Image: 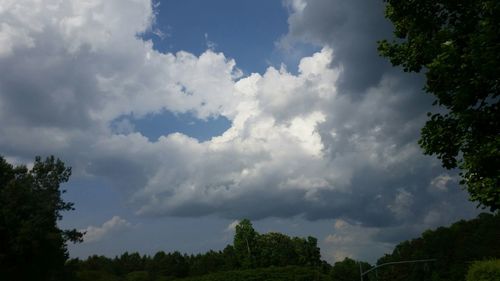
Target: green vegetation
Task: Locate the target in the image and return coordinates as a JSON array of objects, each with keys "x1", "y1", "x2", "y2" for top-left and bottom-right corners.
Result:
[
  {"x1": 173, "y1": 266, "x2": 330, "y2": 281},
  {"x1": 67, "y1": 213, "x2": 500, "y2": 281},
  {"x1": 68, "y1": 219, "x2": 330, "y2": 281},
  {"x1": 374, "y1": 213, "x2": 500, "y2": 281},
  {"x1": 0, "y1": 156, "x2": 83, "y2": 281},
  {"x1": 379, "y1": 0, "x2": 500, "y2": 211},
  {"x1": 331, "y1": 257, "x2": 371, "y2": 281},
  {"x1": 234, "y1": 219, "x2": 322, "y2": 269},
  {"x1": 466, "y1": 260, "x2": 500, "y2": 281}
]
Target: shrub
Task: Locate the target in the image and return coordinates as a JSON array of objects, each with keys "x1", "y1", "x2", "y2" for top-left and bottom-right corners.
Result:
[{"x1": 466, "y1": 260, "x2": 500, "y2": 281}]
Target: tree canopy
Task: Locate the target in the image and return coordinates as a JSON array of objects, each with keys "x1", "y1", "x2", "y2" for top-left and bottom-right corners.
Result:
[
  {"x1": 0, "y1": 156, "x2": 82, "y2": 281},
  {"x1": 331, "y1": 257, "x2": 371, "y2": 281},
  {"x1": 70, "y1": 219, "x2": 330, "y2": 281},
  {"x1": 378, "y1": 0, "x2": 500, "y2": 211},
  {"x1": 65, "y1": 214, "x2": 499, "y2": 281},
  {"x1": 232, "y1": 219, "x2": 322, "y2": 269},
  {"x1": 233, "y1": 219, "x2": 258, "y2": 268},
  {"x1": 375, "y1": 213, "x2": 500, "y2": 281}
]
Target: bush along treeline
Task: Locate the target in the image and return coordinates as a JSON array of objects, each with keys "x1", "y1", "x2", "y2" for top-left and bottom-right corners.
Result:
[{"x1": 69, "y1": 219, "x2": 333, "y2": 281}]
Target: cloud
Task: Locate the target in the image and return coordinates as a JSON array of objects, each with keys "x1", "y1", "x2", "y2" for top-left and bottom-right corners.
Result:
[
  {"x1": 0, "y1": 0, "x2": 478, "y2": 238},
  {"x1": 388, "y1": 189, "x2": 414, "y2": 219},
  {"x1": 82, "y1": 216, "x2": 131, "y2": 243},
  {"x1": 430, "y1": 174, "x2": 456, "y2": 192},
  {"x1": 280, "y1": 0, "x2": 408, "y2": 95},
  {"x1": 225, "y1": 220, "x2": 240, "y2": 233},
  {"x1": 323, "y1": 219, "x2": 392, "y2": 262}
]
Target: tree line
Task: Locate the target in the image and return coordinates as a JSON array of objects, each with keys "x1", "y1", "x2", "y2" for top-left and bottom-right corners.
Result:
[
  {"x1": 68, "y1": 213, "x2": 500, "y2": 281},
  {"x1": 373, "y1": 213, "x2": 500, "y2": 281},
  {"x1": 67, "y1": 219, "x2": 331, "y2": 281}
]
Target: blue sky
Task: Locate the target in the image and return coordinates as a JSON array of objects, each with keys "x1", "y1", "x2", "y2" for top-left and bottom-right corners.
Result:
[
  {"x1": 0, "y1": 0, "x2": 480, "y2": 263},
  {"x1": 131, "y1": 0, "x2": 308, "y2": 143},
  {"x1": 146, "y1": 0, "x2": 290, "y2": 73}
]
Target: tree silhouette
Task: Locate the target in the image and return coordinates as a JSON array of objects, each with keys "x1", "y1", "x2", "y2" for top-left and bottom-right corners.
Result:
[{"x1": 0, "y1": 156, "x2": 82, "y2": 281}]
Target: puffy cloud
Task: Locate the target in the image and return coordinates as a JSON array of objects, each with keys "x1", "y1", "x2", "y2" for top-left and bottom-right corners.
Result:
[
  {"x1": 0, "y1": 0, "x2": 238, "y2": 166},
  {"x1": 82, "y1": 216, "x2": 131, "y2": 243},
  {"x1": 0, "y1": 0, "x2": 478, "y2": 239}
]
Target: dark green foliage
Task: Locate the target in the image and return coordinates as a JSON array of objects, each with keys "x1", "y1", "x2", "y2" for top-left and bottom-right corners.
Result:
[
  {"x1": 76, "y1": 270, "x2": 121, "y2": 281},
  {"x1": 76, "y1": 255, "x2": 117, "y2": 273},
  {"x1": 0, "y1": 156, "x2": 82, "y2": 281},
  {"x1": 256, "y1": 232, "x2": 298, "y2": 267},
  {"x1": 234, "y1": 219, "x2": 259, "y2": 268},
  {"x1": 375, "y1": 213, "x2": 500, "y2": 281},
  {"x1": 221, "y1": 245, "x2": 240, "y2": 269},
  {"x1": 174, "y1": 266, "x2": 331, "y2": 281},
  {"x1": 71, "y1": 253, "x2": 328, "y2": 281},
  {"x1": 70, "y1": 219, "x2": 326, "y2": 280},
  {"x1": 159, "y1": 251, "x2": 189, "y2": 277},
  {"x1": 331, "y1": 258, "x2": 371, "y2": 281},
  {"x1": 233, "y1": 219, "x2": 322, "y2": 269},
  {"x1": 466, "y1": 260, "x2": 500, "y2": 281},
  {"x1": 189, "y1": 250, "x2": 228, "y2": 276},
  {"x1": 378, "y1": 0, "x2": 500, "y2": 211},
  {"x1": 293, "y1": 236, "x2": 322, "y2": 267},
  {"x1": 147, "y1": 251, "x2": 189, "y2": 278},
  {"x1": 116, "y1": 252, "x2": 147, "y2": 275},
  {"x1": 125, "y1": 271, "x2": 151, "y2": 281}
]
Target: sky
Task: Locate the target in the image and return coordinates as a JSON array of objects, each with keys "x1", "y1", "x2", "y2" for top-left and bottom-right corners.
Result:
[{"x1": 0, "y1": 0, "x2": 481, "y2": 263}]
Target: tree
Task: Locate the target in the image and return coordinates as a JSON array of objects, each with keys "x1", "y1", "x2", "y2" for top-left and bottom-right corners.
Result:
[
  {"x1": 233, "y1": 219, "x2": 258, "y2": 268},
  {"x1": 378, "y1": 0, "x2": 500, "y2": 211},
  {"x1": 376, "y1": 213, "x2": 500, "y2": 281},
  {"x1": 331, "y1": 257, "x2": 371, "y2": 281},
  {"x1": 221, "y1": 245, "x2": 239, "y2": 270},
  {"x1": 293, "y1": 236, "x2": 321, "y2": 267},
  {"x1": 256, "y1": 232, "x2": 297, "y2": 267},
  {"x1": 0, "y1": 156, "x2": 83, "y2": 281}
]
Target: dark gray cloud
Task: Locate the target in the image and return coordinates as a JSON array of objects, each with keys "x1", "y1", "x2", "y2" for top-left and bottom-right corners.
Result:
[
  {"x1": 0, "y1": 0, "x2": 479, "y2": 246},
  {"x1": 0, "y1": 0, "x2": 484, "y2": 264},
  {"x1": 282, "y1": 0, "x2": 424, "y2": 96},
  {"x1": 277, "y1": 0, "x2": 480, "y2": 260}
]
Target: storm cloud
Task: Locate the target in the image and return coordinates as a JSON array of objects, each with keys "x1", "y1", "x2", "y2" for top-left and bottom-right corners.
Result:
[{"x1": 0, "y1": 0, "x2": 479, "y2": 261}]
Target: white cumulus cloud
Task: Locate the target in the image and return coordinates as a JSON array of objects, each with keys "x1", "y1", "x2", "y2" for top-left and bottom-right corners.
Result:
[
  {"x1": 82, "y1": 216, "x2": 132, "y2": 243},
  {"x1": 0, "y1": 0, "x2": 478, "y2": 233}
]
